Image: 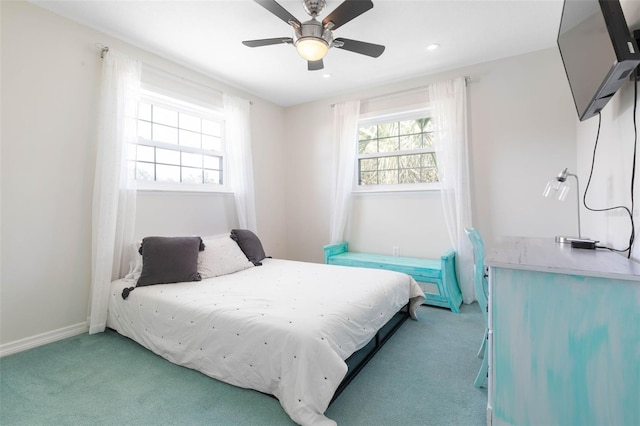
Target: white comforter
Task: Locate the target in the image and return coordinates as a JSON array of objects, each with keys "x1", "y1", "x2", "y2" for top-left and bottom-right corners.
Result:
[{"x1": 107, "y1": 259, "x2": 425, "y2": 425}]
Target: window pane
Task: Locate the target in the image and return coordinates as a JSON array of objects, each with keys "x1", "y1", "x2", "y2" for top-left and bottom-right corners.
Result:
[
  {"x1": 138, "y1": 102, "x2": 152, "y2": 121},
  {"x1": 136, "y1": 161, "x2": 154, "y2": 181},
  {"x1": 379, "y1": 170, "x2": 398, "y2": 184},
  {"x1": 358, "y1": 125, "x2": 377, "y2": 140},
  {"x1": 399, "y1": 119, "x2": 421, "y2": 135},
  {"x1": 399, "y1": 154, "x2": 420, "y2": 169},
  {"x1": 400, "y1": 168, "x2": 421, "y2": 184},
  {"x1": 360, "y1": 171, "x2": 377, "y2": 185},
  {"x1": 202, "y1": 119, "x2": 221, "y2": 136},
  {"x1": 156, "y1": 148, "x2": 180, "y2": 165},
  {"x1": 153, "y1": 123, "x2": 178, "y2": 144},
  {"x1": 156, "y1": 164, "x2": 180, "y2": 182},
  {"x1": 421, "y1": 168, "x2": 439, "y2": 183},
  {"x1": 179, "y1": 129, "x2": 201, "y2": 148},
  {"x1": 182, "y1": 167, "x2": 203, "y2": 184},
  {"x1": 378, "y1": 137, "x2": 399, "y2": 153},
  {"x1": 182, "y1": 152, "x2": 202, "y2": 168},
  {"x1": 133, "y1": 94, "x2": 225, "y2": 189},
  {"x1": 422, "y1": 153, "x2": 437, "y2": 167},
  {"x1": 423, "y1": 131, "x2": 434, "y2": 148},
  {"x1": 359, "y1": 158, "x2": 377, "y2": 171},
  {"x1": 137, "y1": 145, "x2": 154, "y2": 162},
  {"x1": 377, "y1": 122, "x2": 399, "y2": 138},
  {"x1": 179, "y1": 113, "x2": 201, "y2": 132},
  {"x1": 358, "y1": 139, "x2": 377, "y2": 154},
  {"x1": 203, "y1": 155, "x2": 221, "y2": 170},
  {"x1": 378, "y1": 156, "x2": 398, "y2": 171},
  {"x1": 127, "y1": 161, "x2": 136, "y2": 181},
  {"x1": 137, "y1": 120, "x2": 151, "y2": 139},
  {"x1": 356, "y1": 115, "x2": 433, "y2": 188},
  {"x1": 153, "y1": 105, "x2": 178, "y2": 126},
  {"x1": 400, "y1": 134, "x2": 422, "y2": 151},
  {"x1": 204, "y1": 169, "x2": 222, "y2": 184},
  {"x1": 202, "y1": 135, "x2": 222, "y2": 151}
]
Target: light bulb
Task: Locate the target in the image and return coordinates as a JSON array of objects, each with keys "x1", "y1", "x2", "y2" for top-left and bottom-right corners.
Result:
[{"x1": 296, "y1": 38, "x2": 329, "y2": 61}]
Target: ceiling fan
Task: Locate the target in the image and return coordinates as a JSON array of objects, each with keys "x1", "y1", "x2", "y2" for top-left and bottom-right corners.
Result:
[{"x1": 242, "y1": 0, "x2": 385, "y2": 71}]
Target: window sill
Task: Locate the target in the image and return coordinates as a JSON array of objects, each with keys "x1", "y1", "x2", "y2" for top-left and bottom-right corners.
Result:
[
  {"x1": 134, "y1": 182, "x2": 232, "y2": 194},
  {"x1": 352, "y1": 183, "x2": 440, "y2": 194}
]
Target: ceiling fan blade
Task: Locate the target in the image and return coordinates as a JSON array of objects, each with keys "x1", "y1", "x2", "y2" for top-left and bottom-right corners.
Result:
[
  {"x1": 334, "y1": 38, "x2": 385, "y2": 58},
  {"x1": 255, "y1": 0, "x2": 301, "y2": 27},
  {"x1": 322, "y1": 0, "x2": 373, "y2": 30},
  {"x1": 308, "y1": 59, "x2": 324, "y2": 71},
  {"x1": 242, "y1": 37, "x2": 293, "y2": 47}
]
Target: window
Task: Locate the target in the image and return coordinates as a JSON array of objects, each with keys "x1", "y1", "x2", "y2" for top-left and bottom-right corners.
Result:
[
  {"x1": 131, "y1": 89, "x2": 226, "y2": 191},
  {"x1": 356, "y1": 112, "x2": 439, "y2": 191}
]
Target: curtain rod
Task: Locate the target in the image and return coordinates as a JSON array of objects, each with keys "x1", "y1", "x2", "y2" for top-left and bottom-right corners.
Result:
[
  {"x1": 330, "y1": 75, "x2": 471, "y2": 107},
  {"x1": 95, "y1": 43, "x2": 253, "y2": 105}
]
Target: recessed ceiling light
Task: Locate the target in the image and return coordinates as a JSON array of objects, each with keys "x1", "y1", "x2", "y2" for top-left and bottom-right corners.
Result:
[
  {"x1": 322, "y1": 73, "x2": 332, "y2": 78},
  {"x1": 426, "y1": 43, "x2": 440, "y2": 51}
]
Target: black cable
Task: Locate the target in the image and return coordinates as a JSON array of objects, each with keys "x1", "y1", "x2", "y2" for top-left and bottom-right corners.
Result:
[
  {"x1": 582, "y1": 89, "x2": 636, "y2": 256},
  {"x1": 630, "y1": 76, "x2": 638, "y2": 257}
]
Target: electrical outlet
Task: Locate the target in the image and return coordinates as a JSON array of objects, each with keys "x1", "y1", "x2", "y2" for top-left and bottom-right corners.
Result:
[{"x1": 392, "y1": 246, "x2": 399, "y2": 256}]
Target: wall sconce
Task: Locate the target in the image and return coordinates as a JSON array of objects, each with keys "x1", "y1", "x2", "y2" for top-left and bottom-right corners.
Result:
[{"x1": 543, "y1": 168, "x2": 582, "y2": 243}]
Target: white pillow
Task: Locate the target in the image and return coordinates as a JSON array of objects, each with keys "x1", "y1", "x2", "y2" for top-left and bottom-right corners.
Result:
[
  {"x1": 199, "y1": 235, "x2": 254, "y2": 279},
  {"x1": 124, "y1": 240, "x2": 143, "y2": 281}
]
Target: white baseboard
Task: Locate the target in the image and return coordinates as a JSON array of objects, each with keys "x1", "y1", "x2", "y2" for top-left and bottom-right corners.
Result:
[{"x1": 0, "y1": 322, "x2": 89, "y2": 358}]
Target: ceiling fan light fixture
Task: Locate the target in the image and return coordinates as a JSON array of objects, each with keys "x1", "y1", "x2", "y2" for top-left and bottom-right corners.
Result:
[
  {"x1": 295, "y1": 37, "x2": 329, "y2": 61},
  {"x1": 243, "y1": 0, "x2": 383, "y2": 69}
]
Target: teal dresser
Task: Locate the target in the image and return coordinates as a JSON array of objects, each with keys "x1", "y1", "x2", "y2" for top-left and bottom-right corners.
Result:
[
  {"x1": 323, "y1": 242, "x2": 462, "y2": 313},
  {"x1": 486, "y1": 237, "x2": 640, "y2": 426}
]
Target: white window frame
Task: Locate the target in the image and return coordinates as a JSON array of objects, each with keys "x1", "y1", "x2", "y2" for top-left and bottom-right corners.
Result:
[
  {"x1": 354, "y1": 107, "x2": 440, "y2": 193},
  {"x1": 131, "y1": 88, "x2": 230, "y2": 193}
]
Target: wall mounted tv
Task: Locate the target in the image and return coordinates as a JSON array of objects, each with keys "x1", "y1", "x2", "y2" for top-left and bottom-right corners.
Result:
[{"x1": 558, "y1": 0, "x2": 640, "y2": 121}]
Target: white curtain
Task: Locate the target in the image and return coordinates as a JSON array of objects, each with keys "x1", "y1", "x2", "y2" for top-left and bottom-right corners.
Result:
[
  {"x1": 329, "y1": 100, "x2": 361, "y2": 244},
  {"x1": 89, "y1": 50, "x2": 141, "y2": 334},
  {"x1": 224, "y1": 94, "x2": 257, "y2": 232},
  {"x1": 428, "y1": 77, "x2": 475, "y2": 303}
]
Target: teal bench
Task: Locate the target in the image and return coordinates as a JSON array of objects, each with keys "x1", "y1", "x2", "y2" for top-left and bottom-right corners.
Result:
[{"x1": 323, "y1": 242, "x2": 463, "y2": 313}]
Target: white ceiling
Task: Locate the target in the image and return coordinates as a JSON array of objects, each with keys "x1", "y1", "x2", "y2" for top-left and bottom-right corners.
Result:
[{"x1": 31, "y1": 0, "x2": 565, "y2": 107}]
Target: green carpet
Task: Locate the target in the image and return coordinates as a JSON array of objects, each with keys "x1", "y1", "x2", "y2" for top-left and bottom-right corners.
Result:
[{"x1": 0, "y1": 304, "x2": 487, "y2": 425}]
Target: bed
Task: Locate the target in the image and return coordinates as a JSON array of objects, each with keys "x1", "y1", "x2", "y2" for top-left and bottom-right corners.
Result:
[{"x1": 106, "y1": 233, "x2": 425, "y2": 426}]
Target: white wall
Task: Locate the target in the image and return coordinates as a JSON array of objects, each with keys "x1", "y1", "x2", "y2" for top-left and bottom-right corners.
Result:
[
  {"x1": 283, "y1": 48, "x2": 577, "y2": 264},
  {"x1": 0, "y1": 1, "x2": 287, "y2": 349},
  {"x1": 569, "y1": 0, "x2": 640, "y2": 261},
  {"x1": 1, "y1": 0, "x2": 584, "y2": 351},
  {"x1": 576, "y1": 92, "x2": 639, "y2": 258},
  {"x1": 2, "y1": 2, "x2": 100, "y2": 347},
  {"x1": 574, "y1": 51, "x2": 640, "y2": 257}
]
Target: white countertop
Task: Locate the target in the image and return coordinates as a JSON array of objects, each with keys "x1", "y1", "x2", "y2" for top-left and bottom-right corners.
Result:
[{"x1": 486, "y1": 237, "x2": 640, "y2": 281}]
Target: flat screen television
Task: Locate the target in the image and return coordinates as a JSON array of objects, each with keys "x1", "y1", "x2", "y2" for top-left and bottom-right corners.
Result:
[{"x1": 557, "y1": 0, "x2": 640, "y2": 121}]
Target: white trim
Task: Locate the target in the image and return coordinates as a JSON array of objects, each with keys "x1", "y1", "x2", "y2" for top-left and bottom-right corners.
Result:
[
  {"x1": 358, "y1": 147, "x2": 436, "y2": 159},
  {"x1": 141, "y1": 86, "x2": 224, "y2": 116},
  {"x1": 359, "y1": 105, "x2": 430, "y2": 123},
  {"x1": 0, "y1": 322, "x2": 89, "y2": 358},
  {"x1": 352, "y1": 182, "x2": 440, "y2": 193},
  {"x1": 135, "y1": 181, "x2": 232, "y2": 193}
]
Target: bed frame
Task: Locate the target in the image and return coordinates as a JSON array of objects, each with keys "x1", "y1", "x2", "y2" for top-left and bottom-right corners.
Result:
[
  {"x1": 262, "y1": 304, "x2": 410, "y2": 404},
  {"x1": 331, "y1": 304, "x2": 410, "y2": 403}
]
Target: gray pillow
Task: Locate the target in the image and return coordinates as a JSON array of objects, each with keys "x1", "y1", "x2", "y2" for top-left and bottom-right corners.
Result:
[
  {"x1": 230, "y1": 229, "x2": 267, "y2": 266},
  {"x1": 137, "y1": 236, "x2": 205, "y2": 287}
]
